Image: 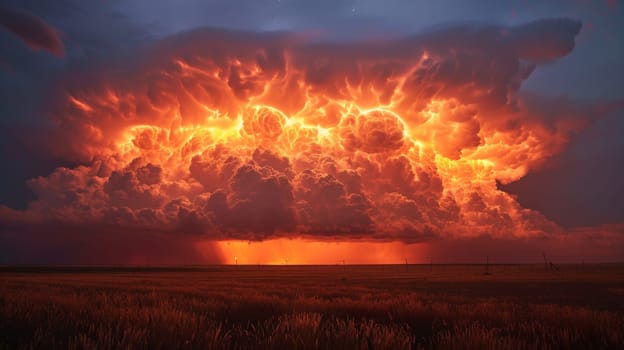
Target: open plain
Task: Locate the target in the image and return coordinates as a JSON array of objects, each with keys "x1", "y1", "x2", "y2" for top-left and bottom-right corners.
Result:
[{"x1": 1, "y1": 264, "x2": 623, "y2": 349}]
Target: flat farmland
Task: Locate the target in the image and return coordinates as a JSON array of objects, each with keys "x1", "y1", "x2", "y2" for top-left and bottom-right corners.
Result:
[{"x1": 1, "y1": 264, "x2": 623, "y2": 349}]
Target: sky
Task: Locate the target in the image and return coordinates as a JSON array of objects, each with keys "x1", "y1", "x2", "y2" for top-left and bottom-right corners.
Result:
[{"x1": 0, "y1": 0, "x2": 622, "y2": 264}]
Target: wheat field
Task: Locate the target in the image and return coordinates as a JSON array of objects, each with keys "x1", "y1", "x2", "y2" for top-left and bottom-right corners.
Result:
[{"x1": 1, "y1": 264, "x2": 623, "y2": 349}]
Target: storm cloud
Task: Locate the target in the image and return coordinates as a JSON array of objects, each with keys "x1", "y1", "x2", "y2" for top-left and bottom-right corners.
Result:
[
  {"x1": 0, "y1": 5, "x2": 64, "y2": 56},
  {"x1": 1, "y1": 1, "x2": 622, "y2": 263}
]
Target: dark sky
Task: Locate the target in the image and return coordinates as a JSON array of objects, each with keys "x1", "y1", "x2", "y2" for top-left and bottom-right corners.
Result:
[{"x1": 0, "y1": 0, "x2": 622, "y2": 263}]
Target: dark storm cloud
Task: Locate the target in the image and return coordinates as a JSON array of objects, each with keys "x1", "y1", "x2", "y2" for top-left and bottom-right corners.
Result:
[
  {"x1": 116, "y1": 0, "x2": 358, "y2": 34},
  {"x1": 0, "y1": 5, "x2": 64, "y2": 56},
  {"x1": 506, "y1": 18, "x2": 582, "y2": 61},
  {"x1": 0, "y1": 223, "x2": 222, "y2": 264},
  {"x1": 502, "y1": 102, "x2": 624, "y2": 228},
  {"x1": 0, "y1": 0, "x2": 148, "y2": 210},
  {"x1": 425, "y1": 224, "x2": 624, "y2": 263}
]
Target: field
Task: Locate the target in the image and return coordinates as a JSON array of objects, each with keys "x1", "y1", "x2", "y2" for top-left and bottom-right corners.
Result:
[{"x1": 1, "y1": 264, "x2": 623, "y2": 349}]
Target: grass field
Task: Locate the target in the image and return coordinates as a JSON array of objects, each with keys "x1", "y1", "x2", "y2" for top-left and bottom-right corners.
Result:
[{"x1": 1, "y1": 264, "x2": 623, "y2": 349}]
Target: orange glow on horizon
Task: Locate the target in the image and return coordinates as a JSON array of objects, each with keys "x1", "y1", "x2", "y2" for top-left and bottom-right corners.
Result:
[{"x1": 208, "y1": 239, "x2": 427, "y2": 265}]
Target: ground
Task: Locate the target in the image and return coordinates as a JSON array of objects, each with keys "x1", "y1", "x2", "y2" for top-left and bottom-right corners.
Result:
[{"x1": 1, "y1": 264, "x2": 623, "y2": 349}]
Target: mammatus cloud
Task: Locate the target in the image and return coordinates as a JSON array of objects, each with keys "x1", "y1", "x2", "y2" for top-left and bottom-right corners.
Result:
[
  {"x1": 0, "y1": 5, "x2": 64, "y2": 57},
  {"x1": 1, "y1": 17, "x2": 622, "y2": 263}
]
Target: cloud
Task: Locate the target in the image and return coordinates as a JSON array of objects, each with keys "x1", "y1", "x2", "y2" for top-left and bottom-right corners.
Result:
[
  {"x1": 3, "y1": 17, "x2": 620, "y2": 262},
  {"x1": 0, "y1": 5, "x2": 64, "y2": 57},
  {"x1": 339, "y1": 110, "x2": 405, "y2": 154},
  {"x1": 294, "y1": 170, "x2": 374, "y2": 236},
  {"x1": 219, "y1": 161, "x2": 297, "y2": 238},
  {"x1": 505, "y1": 18, "x2": 582, "y2": 62},
  {"x1": 0, "y1": 222, "x2": 222, "y2": 265},
  {"x1": 424, "y1": 223, "x2": 624, "y2": 263},
  {"x1": 501, "y1": 97, "x2": 624, "y2": 228}
]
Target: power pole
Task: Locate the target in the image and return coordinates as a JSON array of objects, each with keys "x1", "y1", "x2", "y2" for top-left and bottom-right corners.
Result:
[
  {"x1": 430, "y1": 256, "x2": 433, "y2": 272},
  {"x1": 484, "y1": 255, "x2": 492, "y2": 275}
]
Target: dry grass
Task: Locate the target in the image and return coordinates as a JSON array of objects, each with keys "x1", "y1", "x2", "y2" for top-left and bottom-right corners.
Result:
[{"x1": 0, "y1": 264, "x2": 623, "y2": 349}]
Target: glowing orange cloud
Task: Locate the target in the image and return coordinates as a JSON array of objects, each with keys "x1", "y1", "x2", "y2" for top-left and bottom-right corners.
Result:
[{"x1": 4, "y1": 18, "x2": 617, "y2": 264}]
